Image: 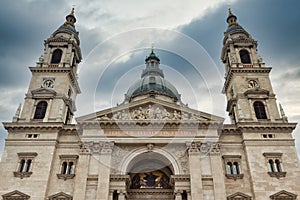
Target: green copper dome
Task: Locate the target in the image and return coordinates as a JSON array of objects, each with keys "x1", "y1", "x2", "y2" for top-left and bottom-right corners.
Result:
[{"x1": 125, "y1": 50, "x2": 181, "y2": 103}]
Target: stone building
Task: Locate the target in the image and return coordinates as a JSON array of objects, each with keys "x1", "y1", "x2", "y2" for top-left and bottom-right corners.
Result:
[{"x1": 0, "y1": 8, "x2": 299, "y2": 200}]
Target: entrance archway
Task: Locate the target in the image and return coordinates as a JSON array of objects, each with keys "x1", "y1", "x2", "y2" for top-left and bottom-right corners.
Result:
[{"x1": 125, "y1": 152, "x2": 176, "y2": 200}]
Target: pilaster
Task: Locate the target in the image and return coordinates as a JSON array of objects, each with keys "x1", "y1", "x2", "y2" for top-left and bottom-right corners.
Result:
[
  {"x1": 209, "y1": 143, "x2": 226, "y2": 200},
  {"x1": 73, "y1": 145, "x2": 91, "y2": 200},
  {"x1": 96, "y1": 142, "x2": 114, "y2": 200},
  {"x1": 187, "y1": 142, "x2": 203, "y2": 200}
]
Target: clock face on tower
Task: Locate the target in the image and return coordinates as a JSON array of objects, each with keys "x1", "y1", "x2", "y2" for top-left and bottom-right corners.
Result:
[
  {"x1": 248, "y1": 80, "x2": 259, "y2": 89},
  {"x1": 42, "y1": 79, "x2": 54, "y2": 88}
]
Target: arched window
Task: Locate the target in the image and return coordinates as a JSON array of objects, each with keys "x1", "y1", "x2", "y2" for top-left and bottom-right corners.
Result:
[
  {"x1": 51, "y1": 49, "x2": 63, "y2": 64},
  {"x1": 233, "y1": 162, "x2": 239, "y2": 174},
  {"x1": 68, "y1": 162, "x2": 74, "y2": 174},
  {"x1": 227, "y1": 162, "x2": 233, "y2": 174},
  {"x1": 269, "y1": 159, "x2": 275, "y2": 172},
  {"x1": 19, "y1": 159, "x2": 25, "y2": 172},
  {"x1": 254, "y1": 101, "x2": 267, "y2": 119},
  {"x1": 25, "y1": 159, "x2": 32, "y2": 172},
  {"x1": 34, "y1": 101, "x2": 47, "y2": 119},
  {"x1": 275, "y1": 159, "x2": 281, "y2": 172},
  {"x1": 239, "y1": 49, "x2": 251, "y2": 64},
  {"x1": 61, "y1": 162, "x2": 68, "y2": 174}
]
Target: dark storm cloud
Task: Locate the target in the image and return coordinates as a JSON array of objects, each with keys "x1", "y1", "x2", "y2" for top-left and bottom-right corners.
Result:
[{"x1": 0, "y1": 0, "x2": 300, "y2": 157}]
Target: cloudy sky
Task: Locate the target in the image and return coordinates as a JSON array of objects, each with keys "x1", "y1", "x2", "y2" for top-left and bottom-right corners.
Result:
[{"x1": 0, "y1": 0, "x2": 300, "y2": 158}]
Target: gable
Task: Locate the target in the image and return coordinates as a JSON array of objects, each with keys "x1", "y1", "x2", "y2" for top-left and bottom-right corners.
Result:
[
  {"x1": 76, "y1": 98, "x2": 224, "y2": 123},
  {"x1": 48, "y1": 192, "x2": 73, "y2": 200},
  {"x1": 227, "y1": 192, "x2": 252, "y2": 200},
  {"x1": 2, "y1": 190, "x2": 30, "y2": 200},
  {"x1": 270, "y1": 190, "x2": 297, "y2": 200},
  {"x1": 31, "y1": 88, "x2": 57, "y2": 98}
]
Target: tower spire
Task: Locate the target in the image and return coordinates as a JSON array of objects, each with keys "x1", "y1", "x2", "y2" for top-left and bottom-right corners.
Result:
[
  {"x1": 227, "y1": 8, "x2": 238, "y2": 27},
  {"x1": 64, "y1": 7, "x2": 77, "y2": 27}
]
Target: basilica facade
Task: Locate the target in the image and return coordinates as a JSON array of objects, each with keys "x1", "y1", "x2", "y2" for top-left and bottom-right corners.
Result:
[{"x1": 0, "y1": 8, "x2": 299, "y2": 200}]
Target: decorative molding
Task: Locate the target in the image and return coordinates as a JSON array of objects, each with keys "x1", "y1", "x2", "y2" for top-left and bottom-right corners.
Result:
[
  {"x1": 227, "y1": 192, "x2": 252, "y2": 200},
  {"x1": 270, "y1": 190, "x2": 297, "y2": 200},
  {"x1": 268, "y1": 172, "x2": 286, "y2": 179},
  {"x1": 2, "y1": 190, "x2": 30, "y2": 200},
  {"x1": 97, "y1": 105, "x2": 206, "y2": 121},
  {"x1": 222, "y1": 155, "x2": 241, "y2": 159},
  {"x1": 170, "y1": 174, "x2": 190, "y2": 185},
  {"x1": 127, "y1": 189, "x2": 173, "y2": 195},
  {"x1": 263, "y1": 152, "x2": 283, "y2": 157},
  {"x1": 225, "y1": 173, "x2": 244, "y2": 181},
  {"x1": 56, "y1": 173, "x2": 75, "y2": 180},
  {"x1": 13, "y1": 171, "x2": 32, "y2": 179},
  {"x1": 59, "y1": 155, "x2": 79, "y2": 159},
  {"x1": 186, "y1": 142, "x2": 220, "y2": 155},
  {"x1": 17, "y1": 152, "x2": 38, "y2": 157},
  {"x1": 48, "y1": 192, "x2": 73, "y2": 200},
  {"x1": 80, "y1": 141, "x2": 114, "y2": 155}
]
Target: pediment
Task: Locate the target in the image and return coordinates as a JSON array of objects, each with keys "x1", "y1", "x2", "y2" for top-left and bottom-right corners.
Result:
[
  {"x1": 31, "y1": 88, "x2": 57, "y2": 98},
  {"x1": 270, "y1": 190, "x2": 297, "y2": 199},
  {"x1": 227, "y1": 192, "x2": 252, "y2": 200},
  {"x1": 48, "y1": 192, "x2": 73, "y2": 200},
  {"x1": 76, "y1": 98, "x2": 224, "y2": 124},
  {"x1": 244, "y1": 88, "x2": 269, "y2": 97},
  {"x1": 2, "y1": 190, "x2": 30, "y2": 199}
]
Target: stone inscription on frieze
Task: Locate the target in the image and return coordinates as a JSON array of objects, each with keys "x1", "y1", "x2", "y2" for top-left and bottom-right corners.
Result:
[{"x1": 104, "y1": 130, "x2": 197, "y2": 136}]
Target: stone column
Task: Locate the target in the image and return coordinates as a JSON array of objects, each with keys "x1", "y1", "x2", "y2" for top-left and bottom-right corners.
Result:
[
  {"x1": 73, "y1": 146, "x2": 91, "y2": 200},
  {"x1": 108, "y1": 190, "x2": 113, "y2": 200},
  {"x1": 96, "y1": 142, "x2": 114, "y2": 200},
  {"x1": 43, "y1": 99, "x2": 52, "y2": 122},
  {"x1": 187, "y1": 142, "x2": 203, "y2": 200},
  {"x1": 209, "y1": 143, "x2": 226, "y2": 200},
  {"x1": 174, "y1": 190, "x2": 182, "y2": 200},
  {"x1": 118, "y1": 190, "x2": 126, "y2": 200},
  {"x1": 187, "y1": 190, "x2": 192, "y2": 200}
]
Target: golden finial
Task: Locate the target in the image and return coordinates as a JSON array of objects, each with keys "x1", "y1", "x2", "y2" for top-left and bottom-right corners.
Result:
[
  {"x1": 71, "y1": 5, "x2": 75, "y2": 15},
  {"x1": 228, "y1": 8, "x2": 232, "y2": 16},
  {"x1": 151, "y1": 43, "x2": 154, "y2": 53}
]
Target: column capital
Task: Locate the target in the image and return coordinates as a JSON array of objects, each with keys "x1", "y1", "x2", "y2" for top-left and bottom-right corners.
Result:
[
  {"x1": 80, "y1": 141, "x2": 114, "y2": 155},
  {"x1": 209, "y1": 143, "x2": 221, "y2": 156},
  {"x1": 186, "y1": 142, "x2": 200, "y2": 154},
  {"x1": 174, "y1": 189, "x2": 183, "y2": 195}
]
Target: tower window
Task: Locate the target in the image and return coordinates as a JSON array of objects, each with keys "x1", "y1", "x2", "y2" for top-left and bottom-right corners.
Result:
[
  {"x1": 57, "y1": 155, "x2": 78, "y2": 180},
  {"x1": 253, "y1": 101, "x2": 267, "y2": 119},
  {"x1": 263, "y1": 152, "x2": 286, "y2": 178},
  {"x1": 34, "y1": 101, "x2": 48, "y2": 119},
  {"x1": 239, "y1": 49, "x2": 251, "y2": 64},
  {"x1": 51, "y1": 49, "x2": 63, "y2": 64},
  {"x1": 223, "y1": 155, "x2": 244, "y2": 180},
  {"x1": 14, "y1": 152, "x2": 38, "y2": 178}
]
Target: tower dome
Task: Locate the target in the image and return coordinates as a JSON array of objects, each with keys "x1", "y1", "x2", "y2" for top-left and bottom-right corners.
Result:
[
  {"x1": 125, "y1": 49, "x2": 181, "y2": 103},
  {"x1": 52, "y1": 8, "x2": 80, "y2": 45}
]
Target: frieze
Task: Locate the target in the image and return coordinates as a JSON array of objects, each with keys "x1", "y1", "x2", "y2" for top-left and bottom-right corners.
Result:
[
  {"x1": 80, "y1": 141, "x2": 114, "y2": 155},
  {"x1": 104, "y1": 130, "x2": 197, "y2": 137},
  {"x1": 97, "y1": 105, "x2": 206, "y2": 121},
  {"x1": 186, "y1": 142, "x2": 220, "y2": 155}
]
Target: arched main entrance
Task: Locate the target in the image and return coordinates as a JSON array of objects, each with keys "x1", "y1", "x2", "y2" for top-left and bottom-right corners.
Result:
[{"x1": 126, "y1": 152, "x2": 175, "y2": 200}]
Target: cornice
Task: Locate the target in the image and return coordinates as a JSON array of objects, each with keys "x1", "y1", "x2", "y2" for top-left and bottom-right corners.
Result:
[
  {"x1": 222, "y1": 67, "x2": 272, "y2": 93},
  {"x1": 76, "y1": 120, "x2": 223, "y2": 130},
  {"x1": 236, "y1": 122, "x2": 297, "y2": 133},
  {"x1": 2, "y1": 122, "x2": 78, "y2": 133},
  {"x1": 3, "y1": 122, "x2": 64, "y2": 132}
]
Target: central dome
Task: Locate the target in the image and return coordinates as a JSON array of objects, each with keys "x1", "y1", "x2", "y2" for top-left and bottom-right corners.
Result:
[{"x1": 125, "y1": 50, "x2": 181, "y2": 103}]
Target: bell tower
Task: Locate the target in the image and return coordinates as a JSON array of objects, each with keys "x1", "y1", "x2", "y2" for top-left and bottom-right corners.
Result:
[
  {"x1": 17, "y1": 8, "x2": 82, "y2": 124},
  {"x1": 221, "y1": 9, "x2": 284, "y2": 124}
]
